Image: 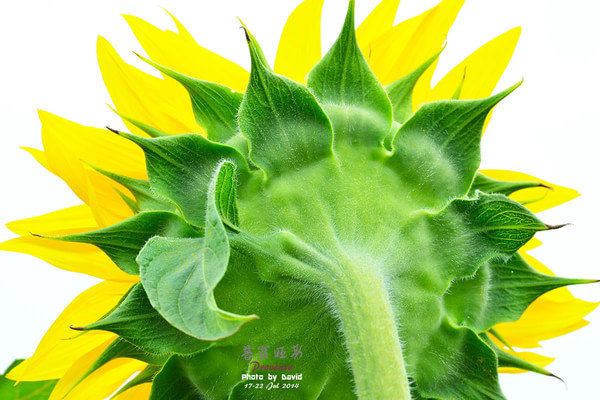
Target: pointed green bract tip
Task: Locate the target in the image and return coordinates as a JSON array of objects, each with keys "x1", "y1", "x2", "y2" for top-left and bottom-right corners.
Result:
[
  {"x1": 439, "y1": 79, "x2": 522, "y2": 114},
  {"x1": 69, "y1": 325, "x2": 86, "y2": 332},
  {"x1": 545, "y1": 222, "x2": 571, "y2": 230},
  {"x1": 239, "y1": 20, "x2": 270, "y2": 72},
  {"x1": 487, "y1": 332, "x2": 564, "y2": 381},
  {"x1": 471, "y1": 173, "x2": 546, "y2": 196},
  {"x1": 493, "y1": 79, "x2": 523, "y2": 103},
  {"x1": 106, "y1": 126, "x2": 150, "y2": 149},
  {"x1": 346, "y1": 0, "x2": 356, "y2": 26},
  {"x1": 337, "y1": 0, "x2": 358, "y2": 47},
  {"x1": 307, "y1": 0, "x2": 393, "y2": 145},
  {"x1": 134, "y1": 52, "x2": 188, "y2": 86},
  {"x1": 573, "y1": 278, "x2": 600, "y2": 285},
  {"x1": 497, "y1": 347, "x2": 557, "y2": 378},
  {"x1": 133, "y1": 52, "x2": 169, "y2": 77},
  {"x1": 109, "y1": 106, "x2": 169, "y2": 138},
  {"x1": 452, "y1": 67, "x2": 467, "y2": 99}
]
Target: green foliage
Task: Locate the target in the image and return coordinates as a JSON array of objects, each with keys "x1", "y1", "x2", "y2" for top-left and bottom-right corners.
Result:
[
  {"x1": 92, "y1": 165, "x2": 176, "y2": 213},
  {"x1": 238, "y1": 26, "x2": 334, "y2": 176},
  {"x1": 388, "y1": 84, "x2": 520, "y2": 210},
  {"x1": 445, "y1": 253, "x2": 595, "y2": 331},
  {"x1": 484, "y1": 336, "x2": 555, "y2": 377},
  {"x1": 308, "y1": 0, "x2": 392, "y2": 145},
  {"x1": 213, "y1": 161, "x2": 240, "y2": 229},
  {"x1": 117, "y1": 132, "x2": 248, "y2": 227},
  {"x1": 86, "y1": 338, "x2": 167, "y2": 376},
  {"x1": 141, "y1": 55, "x2": 244, "y2": 143},
  {"x1": 386, "y1": 51, "x2": 440, "y2": 124},
  {"x1": 60, "y1": 211, "x2": 199, "y2": 274},
  {"x1": 411, "y1": 323, "x2": 504, "y2": 399},
  {"x1": 69, "y1": 2, "x2": 594, "y2": 399},
  {"x1": 109, "y1": 111, "x2": 169, "y2": 138},
  {"x1": 471, "y1": 172, "x2": 545, "y2": 195},
  {"x1": 82, "y1": 284, "x2": 209, "y2": 355},
  {"x1": 139, "y1": 162, "x2": 256, "y2": 341},
  {"x1": 150, "y1": 356, "x2": 203, "y2": 400},
  {"x1": 444, "y1": 193, "x2": 547, "y2": 255}
]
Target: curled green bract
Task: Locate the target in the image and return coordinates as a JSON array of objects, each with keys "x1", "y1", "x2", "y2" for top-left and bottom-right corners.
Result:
[{"x1": 59, "y1": 2, "x2": 593, "y2": 399}]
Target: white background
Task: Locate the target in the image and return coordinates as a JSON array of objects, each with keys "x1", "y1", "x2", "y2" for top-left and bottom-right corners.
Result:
[{"x1": 0, "y1": 0, "x2": 598, "y2": 399}]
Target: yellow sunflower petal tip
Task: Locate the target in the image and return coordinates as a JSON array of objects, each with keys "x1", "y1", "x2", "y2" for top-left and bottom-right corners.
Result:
[
  {"x1": 274, "y1": 0, "x2": 324, "y2": 83},
  {"x1": 357, "y1": 0, "x2": 401, "y2": 51}
]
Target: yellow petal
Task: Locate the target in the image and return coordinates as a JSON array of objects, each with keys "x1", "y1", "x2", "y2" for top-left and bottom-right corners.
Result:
[
  {"x1": 274, "y1": 0, "x2": 324, "y2": 83},
  {"x1": 49, "y1": 344, "x2": 146, "y2": 400},
  {"x1": 19, "y1": 148, "x2": 129, "y2": 225},
  {"x1": 97, "y1": 36, "x2": 201, "y2": 136},
  {"x1": 428, "y1": 27, "x2": 521, "y2": 101},
  {"x1": 480, "y1": 169, "x2": 579, "y2": 212},
  {"x1": 381, "y1": 0, "x2": 464, "y2": 83},
  {"x1": 0, "y1": 236, "x2": 134, "y2": 281},
  {"x1": 123, "y1": 12, "x2": 248, "y2": 92},
  {"x1": 408, "y1": 0, "x2": 465, "y2": 107},
  {"x1": 21, "y1": 146, "x2": 51, "y2": 170},
  {"x1": 366, "y1": 0, "x2": 464, "y2": 105},
  {"x1": 6, "y1": 205, "x2": 98, "y2": 236},
  {"x1": 48, "y1": 341, "x2": 112, "y2": 399},
  {"x1": 357, "y1": 0, "x2": 400, "y2": 54},
  {"x1": 83, "y1": 166, "x2": 134, "y2": 227},
  {"x1": 7, "y1": 281, "x2": 134, "y2": 381},
  {"x1": 112, "y1": 383, "x2": 152, "y2": 400},
  {"x1": 40, "y1": 111, "x2": 146, "y2": 205},
  {"x1": 494, "y1": 295, "x2": 598, "y2": 348},
  {"x1": 520, "y1": 237, "x2": 542, "y2": 252},
  {"x1": 367, "y1": 10, "x2": 431, "y2": 83},
  {"x1": 64, "y1": 359, "x2": 146, "y2": 400}
]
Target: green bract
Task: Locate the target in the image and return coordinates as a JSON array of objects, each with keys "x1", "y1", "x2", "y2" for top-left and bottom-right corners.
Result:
[{"x1": 56, "y1": 2, "x2": 592, "y2": 399}]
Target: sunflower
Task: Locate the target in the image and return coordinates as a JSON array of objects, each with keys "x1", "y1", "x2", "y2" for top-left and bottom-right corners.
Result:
[{"x1": 1, "y1": 0, "x2": 596, "y2": 399}]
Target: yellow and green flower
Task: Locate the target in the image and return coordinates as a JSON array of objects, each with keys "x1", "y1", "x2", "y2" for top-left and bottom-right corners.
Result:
[{"x1": 1, "y1": 0, "x2": 596, "y2": 399}]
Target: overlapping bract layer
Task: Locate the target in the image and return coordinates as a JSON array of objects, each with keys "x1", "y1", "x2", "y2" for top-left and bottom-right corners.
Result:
[{"x1": 2, "y1": 1, "x2": 596, "y2": 400}]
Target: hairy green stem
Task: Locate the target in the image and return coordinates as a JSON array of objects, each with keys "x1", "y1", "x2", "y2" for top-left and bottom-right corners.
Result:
[
  {"x1": 327, "y1": 260, "x2": 412, "y2": 400},
  {"x1": 232, "y1": 231, "x2": 412, "y2": 400}
]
